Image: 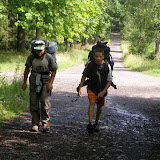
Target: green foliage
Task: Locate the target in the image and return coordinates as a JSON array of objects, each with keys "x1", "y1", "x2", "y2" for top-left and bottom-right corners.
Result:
[
  {"x1": 1, "y1": 0, "x2": 113, "y2": 48},
  {"x1": 0, "y1": 2, "x2": 8, "y2": 48},
  {"x1": 123, "y1": 54, "x2": 160, "y2": 77},
  {"x1": 105, "y1": 0, "x2": 125, "y2": 23},
  {"x1": 0, "y1": 78, "x2": 29, "y2": 124},
  {"x1": 1, "y1": 0, "x2": 159, "y2": 56},
  {"x1": 0, "y1": 2, "x2": 6, "y2": 19},
  {"x1": 121, "y1": 40, "x2": 160, "y2": 77},
  {"x1": 121, "y1": 0, "x2": 159, "y2": 56}
]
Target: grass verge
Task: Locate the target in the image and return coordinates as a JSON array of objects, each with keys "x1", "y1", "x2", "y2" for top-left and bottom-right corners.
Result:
[
  {"x1": 0, "y1": 50, "x2": 27, "y2": 72},
  {"x1": 121, "y1": 41, "x2": 160, "y2": 77},
  {"x1": 0, "y1": 78, "x2": 29, "y2": 125},
  {"x1": 56, "y1": 48, "x2": 89, "y2": 72},
  {"x1": 0, "y1": 47, "x2": 89, "y2": 73}
]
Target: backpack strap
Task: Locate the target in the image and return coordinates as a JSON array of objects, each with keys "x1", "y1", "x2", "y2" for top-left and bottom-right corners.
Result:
[
  {"x1": 46, "y1": 53, "x2": 51, "y2": 65},
  {"x1": 104, "y1": 60, "x2": 109, "y2": 67}
]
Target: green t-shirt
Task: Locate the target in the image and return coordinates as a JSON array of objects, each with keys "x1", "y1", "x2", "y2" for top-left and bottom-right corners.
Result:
[{"x1": 25, "y1": 53, "x2": 57, "y2": 73}]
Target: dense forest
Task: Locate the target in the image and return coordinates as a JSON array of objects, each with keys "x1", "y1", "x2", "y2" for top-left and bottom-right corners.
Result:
[{"x1": 0, "y1": 0, "x2": 159, "y2": 58}]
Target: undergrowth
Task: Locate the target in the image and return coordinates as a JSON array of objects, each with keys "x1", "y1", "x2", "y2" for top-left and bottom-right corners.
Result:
[
  {"x1": 0, "y1": 46, "x2": 89, "y2": 125},
  {"x1": 0, "y1": 78, "x2": 29, "y2": 125},
  {"x1": 121, "y1": 41, "x2": 160, "y2": 77}
]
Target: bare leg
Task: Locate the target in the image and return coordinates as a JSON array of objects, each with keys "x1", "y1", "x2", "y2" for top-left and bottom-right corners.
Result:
[
  {"x1": 87, "y1": 100, "x2": 95, "y2": 133},
  {"x1": 88, "y1": 100, "x2": 95, "y2": 123},
  {"x1": 95, "y1": 104, "x2": 102, "y2": 123}
]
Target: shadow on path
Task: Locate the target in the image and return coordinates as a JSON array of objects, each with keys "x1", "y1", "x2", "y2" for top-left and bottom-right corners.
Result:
[
  {"x1": 0, "y1": 32, "x2": 160, "y2": 160},
  {"x1": 0, "y1": 90, "x2": 160, "y2": 160}
]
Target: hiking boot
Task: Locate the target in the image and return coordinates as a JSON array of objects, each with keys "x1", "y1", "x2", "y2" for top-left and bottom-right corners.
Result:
[
  {"x1": 43, "y1": 125, "x2": 50, "y2": 132},
  {"x1": 93, "y1": 123, "x2": 100, "y2": 132},
  {"x1": 43, "y1": 120, "x2": 50, "y2": 132},
  {"x1": 31, "y1": 125, "x2": 38, "y2": 132},
  {"x1": 87, "y1": 123, "x2": 93, "y2": 134}
]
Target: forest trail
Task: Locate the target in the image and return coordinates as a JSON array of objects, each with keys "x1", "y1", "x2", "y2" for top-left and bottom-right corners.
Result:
[{"x1": 0, "y1": 32, "x2": 160, "y2": 160}]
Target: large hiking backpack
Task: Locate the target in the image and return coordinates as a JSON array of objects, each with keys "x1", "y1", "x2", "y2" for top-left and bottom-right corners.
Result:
[
  {"x1": 31, "y1": 39, "x2": 58, "y2": 68},
  {"x1": 89, "y1": 41, "x2": 116, "y2": 89},
  {"x1": 88, "y1": 41, "x2": 114, "y2": 70},
  {"x1": 76, "y1": 41, "x2": 117, "y2": 92},
  {"x1": 88, "y1": 41, "x2": 110, "y2": 61}
]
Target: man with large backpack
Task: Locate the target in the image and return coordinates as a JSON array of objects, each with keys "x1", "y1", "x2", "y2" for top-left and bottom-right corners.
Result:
[{"x1": 22, "y1": 40, "x2": 58, "y2": 132}]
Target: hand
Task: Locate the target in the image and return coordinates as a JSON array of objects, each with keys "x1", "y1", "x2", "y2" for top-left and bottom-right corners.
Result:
[
  {"x1": 97, "y1": 90, "x2": 105, "y2": 98},
  {"x1": 22, "y1": 82, "x2": 27, "y2": 91},
  {"x1": 47, "y1": 82, "x2": 53, "y2": 91},
  {"x1": 78, "y1": 87, "x2": 82, "y2": 97}
]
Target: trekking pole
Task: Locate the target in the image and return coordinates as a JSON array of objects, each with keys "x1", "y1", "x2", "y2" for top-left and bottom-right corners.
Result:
[{"x1": 71, "y1": 94, "x2": 80, "y2": 102}]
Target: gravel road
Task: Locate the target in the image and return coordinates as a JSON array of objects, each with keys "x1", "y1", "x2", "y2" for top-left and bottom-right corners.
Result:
[{"x1": 0, "y1": 32, "x2": 160, "y2": 160}]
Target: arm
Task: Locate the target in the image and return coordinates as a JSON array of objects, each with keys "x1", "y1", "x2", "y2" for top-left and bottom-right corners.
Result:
[
  {"x1": 97, "y1": 81, "x2": 112, "y2": 98},
  {"x1": 97, "y1": 62, "x2": 113, "y2": 98},
  {"x1": 22, "y1": 67, "x2": 30, "y2": 91},
  {"x1": 78, "y1": 75, "x2": 86, "y2": 97},
  {"x1": 47, "y1": 70, "x2": 57, "y2": 91}
]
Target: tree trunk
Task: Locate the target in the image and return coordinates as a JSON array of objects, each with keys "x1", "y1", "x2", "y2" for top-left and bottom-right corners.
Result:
[
  {"x1": 5, "y1": 0, "x2": 9, "y2": 49},
  {"x1": 81, "y1": 37, "x2": 87, "y2": 46},
  {"x1": 155, "y1": 11, "x2": 160, "y2": 59},
  {"x1": 155, "y1": 30, "x2": 159, "y2": 58},
  {"x1": 36, "y1": 28, "x2": 41, "y2": 39},
  {"x1": 17, "y1": 25, "x2": 26, "y2": 53},
  {"x1": 6, "y1": 20, "x2": 9, "y2": 50},
  {"x1": 64, "y1": 38, "x2": 68, "y2": 51},
  {"x1": 70, "y1": 42, "x2": 73, "y2": 49}
]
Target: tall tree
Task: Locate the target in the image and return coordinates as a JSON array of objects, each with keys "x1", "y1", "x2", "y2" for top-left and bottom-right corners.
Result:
[
  {"x1": 6, "y1": 0, "x2": 28, "y2": 52},
  {"x1": 17, "y1": 14, "x2": 26, "y2": 52},
  {"x1": 1, "y1": 0, "x2": 114, "y2": 51},
  {"x1": 121, "y1": 0, "x2": 159, "y2": 57}
]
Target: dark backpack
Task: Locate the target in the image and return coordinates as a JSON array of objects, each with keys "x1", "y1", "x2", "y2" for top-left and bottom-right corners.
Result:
[
  {"x1": 76, "y1": 41, "x2": 117, "y2": 92},
  {"x1": 31, "y1": 39, "x2": 58, "y2": 68},
  {"x1": 88, "y1": 41, "x2": 110, "y2": 61},
  {"x1": 88, "y1": 41, "x2": 114, "y2": 70}
]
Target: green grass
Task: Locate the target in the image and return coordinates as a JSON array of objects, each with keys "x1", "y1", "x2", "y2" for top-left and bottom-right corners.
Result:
[
  {"x1": 57, "y1": 48, "x2": 88, "y2": 71},
  {"x1": 121, "y1": 41, "x2": 160, "y2": 77},
  {"x1": 0, "y1": 79, "x2": 29, "y2": 125},
  {"x1": 0, "y1": 48, "x2": 89, "y2": 73},
  {"x1": 0, "y1": 50, "x2": 28, "y2": 72}
]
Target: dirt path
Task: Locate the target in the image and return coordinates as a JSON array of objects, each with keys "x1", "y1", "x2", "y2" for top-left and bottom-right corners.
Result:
[{"x1": 0, "y1": 33, "x2": 160, "y2": 160}]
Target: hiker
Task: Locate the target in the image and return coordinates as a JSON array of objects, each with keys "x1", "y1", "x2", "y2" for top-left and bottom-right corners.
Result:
[
  {"x1": 22, "y1": 40, "x2": 58, "y2": 132},
  {"x1": 78, "y1": 47, "x2": 112, "y2": 133},
  {"x1": 76, "y1": 41, "x2": 116, "y2": 92}
]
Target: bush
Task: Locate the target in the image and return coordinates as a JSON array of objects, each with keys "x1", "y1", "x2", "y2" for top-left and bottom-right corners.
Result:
[
  {"x1": 0, "y1": 78, "x2": 29, "y2": 124},
  {"x1": 121, "y1": 40, "x2": 160, "y2": 77}
]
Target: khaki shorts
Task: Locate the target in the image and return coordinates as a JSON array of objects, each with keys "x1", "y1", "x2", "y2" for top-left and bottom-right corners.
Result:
[{"x1": 87, "y1": 88, "x2": 105, "y2": 106}]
